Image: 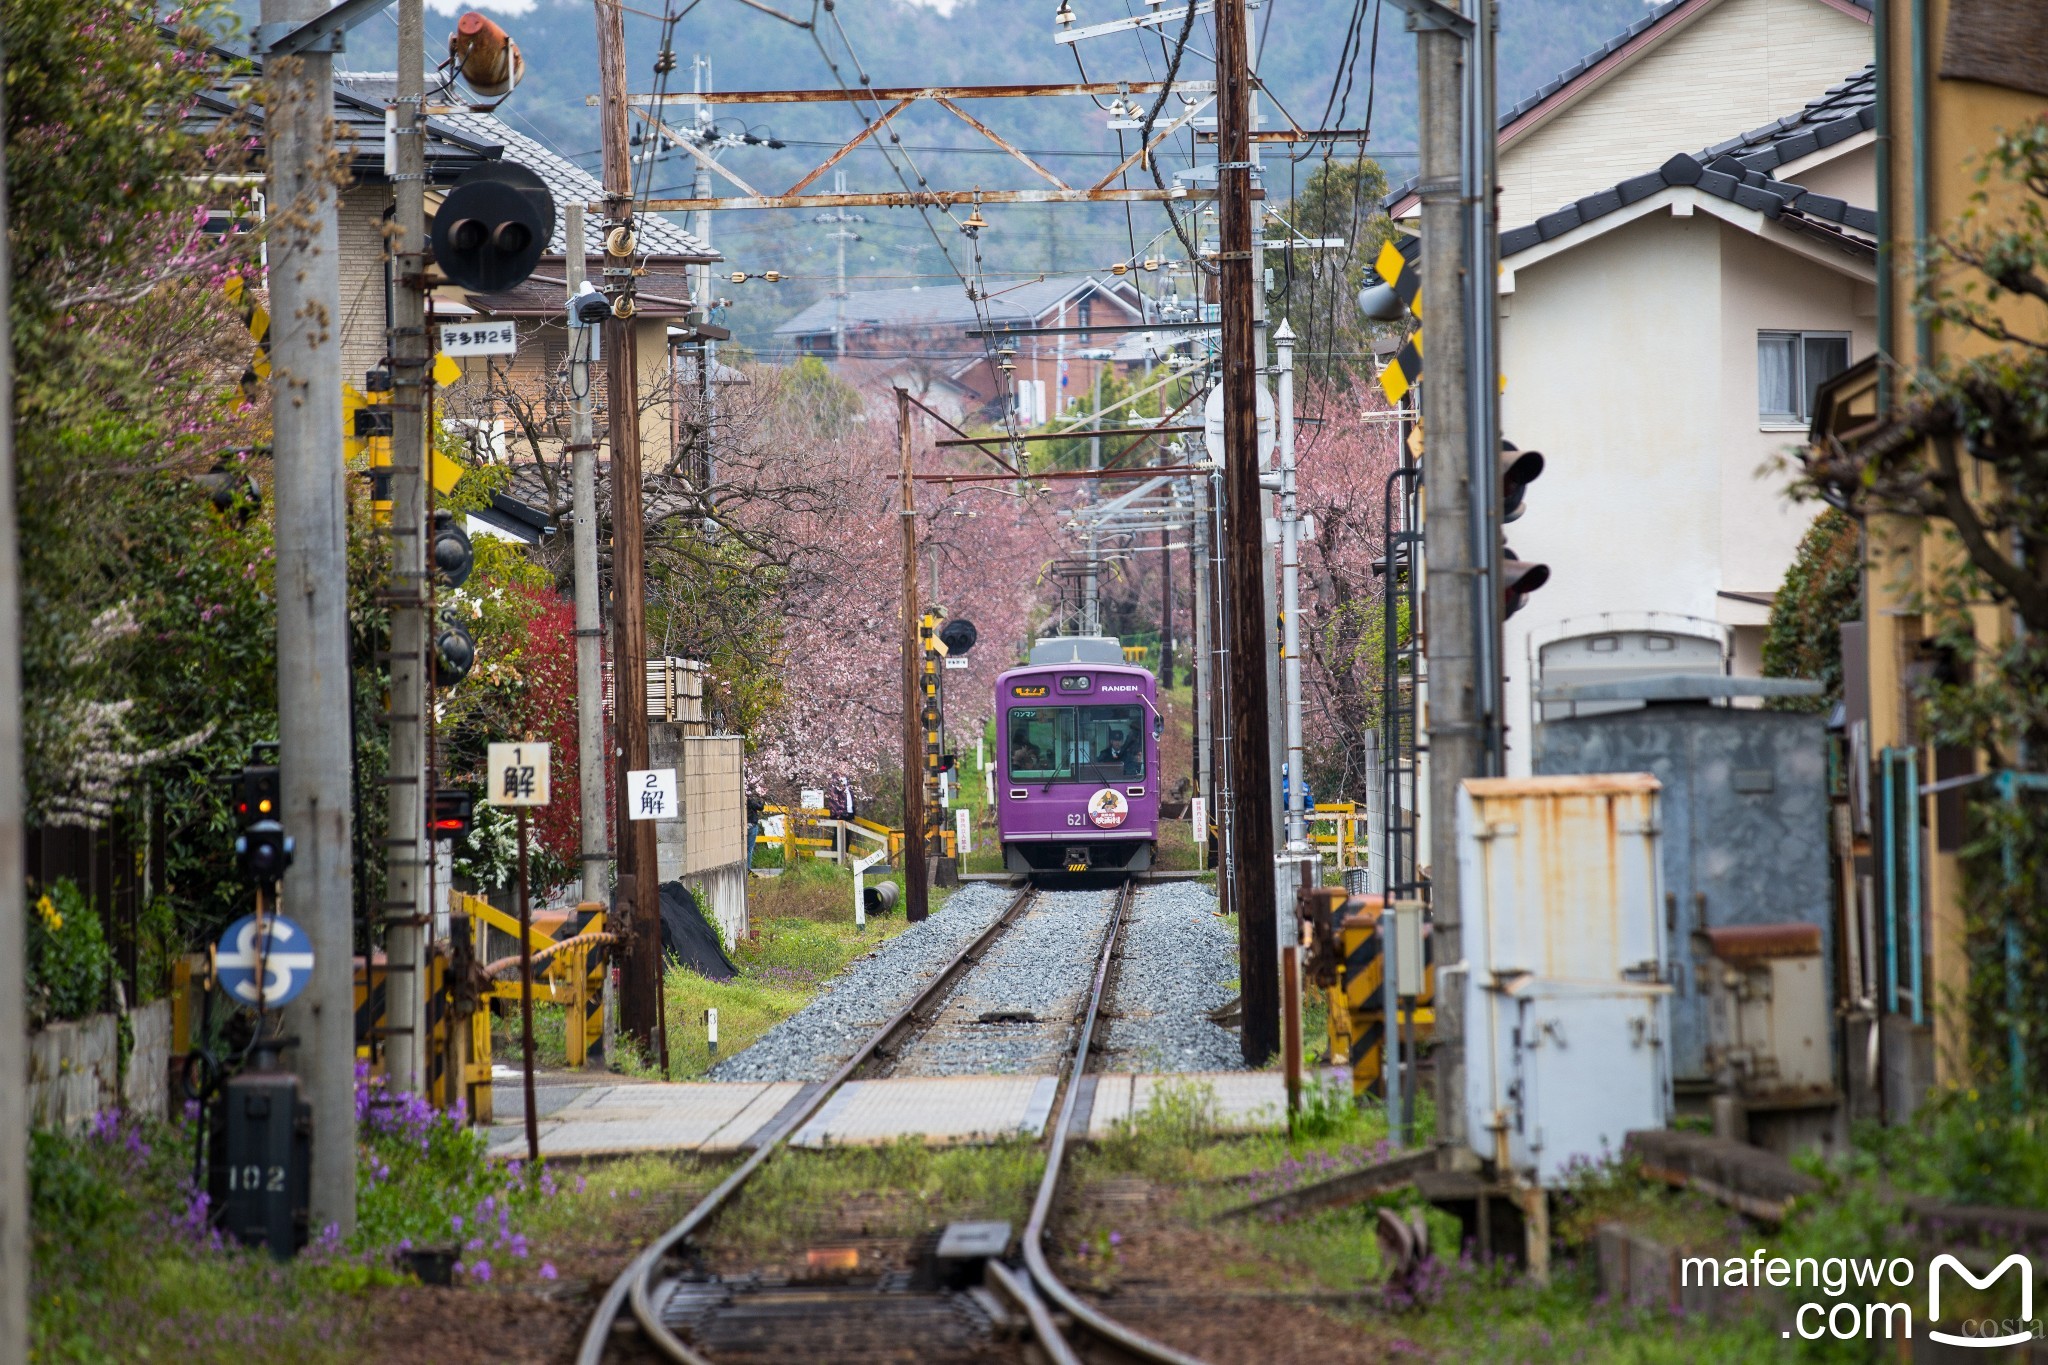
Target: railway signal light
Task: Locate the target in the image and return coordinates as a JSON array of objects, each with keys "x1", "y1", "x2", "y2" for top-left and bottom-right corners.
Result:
[
  {"x1": 1497, "y1": 436, "x2": 1548, "y2": 617},
  {"x1": 1500, "y1": 441, "x2": 1544, "y2": 523},
  {"x1": 232, "y1": 745, "x2": 281, "y2": 829},
  {"x1": 428, "y1": 787, "x2": 474, "y2": 842},
  {"x1": 432, "y1": 509, "x2": 474, "y2": 589},
  {"x1": 937, "y1": 618, "x2": 978, "y2": 655},
  {"x1": 431, "y1": 162, "x2": 555, "y2": 294},
  {"x1": 433, "y1": 614, "x2": 477, "y2": 689},
  {"x1": 1503, "y1": 551, "x2": 1550, "y2": 619}
]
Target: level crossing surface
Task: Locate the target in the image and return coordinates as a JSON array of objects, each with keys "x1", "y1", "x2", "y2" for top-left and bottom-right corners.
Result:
[{"x1": 486, "y1": 1067, "x2": 1343, "y2": 1159}]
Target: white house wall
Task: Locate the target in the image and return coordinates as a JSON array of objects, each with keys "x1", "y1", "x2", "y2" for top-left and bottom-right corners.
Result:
[
  {"x1": 1499, "y1": 209, "x2": 1725, "y2": 774},
  {"x1": 1776, "y1": 136, "x2": 1876, "y2": 205},
  {"x1": 1498, "y1": 206, "x2": 1872, "y2": 772},
  {"x1": 1497, "y1": 0, "x2": 1871, "y2": 231},
  {"x1": 1713, "y1": 222, "x2": 1877, "y2": 664}
]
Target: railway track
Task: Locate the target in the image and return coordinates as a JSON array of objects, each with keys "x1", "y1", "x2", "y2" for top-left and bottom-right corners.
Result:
[{"x1": 575, "y1": 879, "x2": 1206, "y2": 1365}]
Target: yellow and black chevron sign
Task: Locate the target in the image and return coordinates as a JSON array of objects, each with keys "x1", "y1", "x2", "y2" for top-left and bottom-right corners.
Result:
[
  {"x1": 224, "y1": 275, "x2": 270, "y2": 403},
  {"x1": 1379, "y1": 332, "x2": 1424, "y2": 406},
  {"x1": 1374, "y1": 238, "x2": 1424, "y2": 405},
  {"x1": 1375, "y1": 239, "x2": 1422, "y2": 320}
]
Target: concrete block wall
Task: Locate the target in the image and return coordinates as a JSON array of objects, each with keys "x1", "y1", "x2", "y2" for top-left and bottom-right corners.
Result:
[
  {"x1": 27, "y1": 999, "x2": 174, "y2": 1130},
  {"x1": 646, "y1": 726, "x2": 749, "y2": 947}
]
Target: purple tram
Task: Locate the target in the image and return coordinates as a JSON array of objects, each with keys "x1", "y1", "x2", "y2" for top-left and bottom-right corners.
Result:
[{"x1": 995, "y1": 637, "x2": 1160, "y2": 877}]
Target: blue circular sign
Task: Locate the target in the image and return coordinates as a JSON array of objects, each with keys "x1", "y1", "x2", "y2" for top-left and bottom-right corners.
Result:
[{"x1": 215, "y1": 914, "x2": 316, "y2": 1010}]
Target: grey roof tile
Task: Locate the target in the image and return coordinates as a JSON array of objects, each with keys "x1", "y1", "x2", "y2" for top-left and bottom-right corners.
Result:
[
  {"x1": 1660, "y1": 153, "x2": 1704, "y2": 186},
  {"x1": 1793, "y1": 193, "x2": 1848, "y2": 222},
  {"x1": 1575, "y1": 187, "x2": 1623, "y2": 220},
  {"x1": 1616, "y1": 170, "x2": 1667, "y2": 205},
  {"x1": 1535, "y1": 204, "x2": 1583, "y2": 240},
  {"x1": 1774, "y1": 130, "x2": 1820, "y2": 163},
  {"x1": 1500, "y1": 224, "x2": 1543, "y2": 256},
  {"x1": 1696, "y1": 167, "x2": 1740, "y2": 199},
  {"x1": 1731, "y1": 182, "x2": 1785, "y2": 215},
  {"x1": 1842, "y1": 206, "x2": 1879, "y2": 234}
]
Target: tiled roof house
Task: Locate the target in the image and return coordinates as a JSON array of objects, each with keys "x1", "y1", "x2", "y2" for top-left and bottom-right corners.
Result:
[
  {"x1": 1375, "y1": 0, "x2": 1877, "y2": 789},
  {"x1": 772, "y1": 275, "x2": 1148, "y2": 424}
]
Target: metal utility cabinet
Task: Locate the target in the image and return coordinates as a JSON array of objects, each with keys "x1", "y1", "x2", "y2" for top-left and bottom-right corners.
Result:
[
  {"x1": 1532, "y1": 697, "x2": 1831, "y2": 1085},
  {"x1": 1458, "y1": 775, "x2": 1673, "y2": 1186}
]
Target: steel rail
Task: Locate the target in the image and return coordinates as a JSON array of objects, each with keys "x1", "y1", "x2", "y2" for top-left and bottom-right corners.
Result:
[
  {"x1": 575, "y1": 883, "x2": 1038, "y2": 1365},
  {"x1": 1021, "y1": 882, "x2": 1208, "y2": 1365}
]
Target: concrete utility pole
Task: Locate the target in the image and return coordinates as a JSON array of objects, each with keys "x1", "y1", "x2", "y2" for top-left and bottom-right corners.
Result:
[
  {"x1": 691, "y1": 56, "x2": 721, "y2": 488},
  {"x1": 1216, "y1": 0, "x2": 1280, "y2": 1066},
  {"x1": 897, "y1": 388, "x2": 928, "y2": 920},
  {"x1": 262, "y1": 0, "x2": 357, "y2": 1233},
  {"x1": 1084, "y1": 364, "x2": 1102, "y2": 636},
  {"x1": 1416, "y1": 0, "x2": 1476, "y2": 1154},
  {"x1": 1191, "y1": 473, "x2": 1213, "y2": 814},
  {"x1": 380, "y1": 0, "x2": 429, "y2": 1098},
  {"x1": 595, "y1": 0, "x2": 661, "y2": 1058},
  {"x1": 1159, "y1": 524, "x2": 1174, "y2": 684},
  {"x1": 827, "y1": 220, "x2": 857, "y2": 361},
  {"x1": 566, "y1": 205, "x2": 609, "y2": 917},
  {"x1": 1276, "y1": 319, "x2": 1305, "y2": 852},
  {"x1": 0, "y1": 45, "x2": 28, "y2": 1353}
]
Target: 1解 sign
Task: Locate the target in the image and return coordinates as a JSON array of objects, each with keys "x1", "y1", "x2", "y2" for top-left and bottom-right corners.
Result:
[{"x1": 487, "y1": 743, "x2": 551, "y2": 806}]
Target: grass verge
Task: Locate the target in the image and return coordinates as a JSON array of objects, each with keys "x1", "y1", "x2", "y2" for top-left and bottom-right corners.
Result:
[
  {"x1": 30, "y1": 1076, "x2": 726, "y2": 1364},
  {"x1": 496, "y1": 857, "x2": 979, "y2": 1080}
]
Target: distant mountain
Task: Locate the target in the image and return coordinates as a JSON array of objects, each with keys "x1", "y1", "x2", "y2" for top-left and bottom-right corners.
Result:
[{"x1": 238, "y1": 0, "x2": 1652, "y2": 345}]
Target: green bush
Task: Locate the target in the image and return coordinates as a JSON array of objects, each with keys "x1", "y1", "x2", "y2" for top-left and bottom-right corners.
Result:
[
  {"x1": 1763, "y1": 507, "x2": 1861, "y2": 711},
  {"x1": 28, "y1": 879, "x2": 113, "y2": 1025}
]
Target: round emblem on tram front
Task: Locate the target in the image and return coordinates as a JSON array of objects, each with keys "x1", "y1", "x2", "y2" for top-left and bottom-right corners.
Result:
[{"x1": 1088, "y1": 787, "x2": 1129, "y2": 829}]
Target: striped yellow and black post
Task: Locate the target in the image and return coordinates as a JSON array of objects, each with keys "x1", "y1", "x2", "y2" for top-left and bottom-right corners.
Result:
[
  {"x1": 1318, "y1": 902, "x2": 1437, "y2": 1099},
  {"x1": 921, "y1": 611, "x2": 945, "y2": 861},
  {"x1": 1372, "y1": 238, "x2": 1425, "y2": 405},
  {"x1": 224, "y1": 274, "x2": 271, "y2": 403},
  {"x1": 1337, "y1": 914, "x2": 1386, "y2": 1098},
  {"x1": 564, "y1": 906, "x2": 607, "y2": 1068}
]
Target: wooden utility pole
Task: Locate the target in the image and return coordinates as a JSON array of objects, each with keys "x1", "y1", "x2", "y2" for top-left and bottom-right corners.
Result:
[
  {"x1": 898, "y1": 389, "x2": 928, "y2": 920},
  {"x1": 262, "y1": 0, "x2": 357, "y2": 1233},
  {"x1": 595, "y1": 0, "x2": 661, "y2": 1054},
  {"x1": 0, "y1": 34, "x2": 28, "y2": 1349},
  {"x1": 381, "y1": 0, "x2": 429, "y2": 1098},
  {"x1": 1216, "y1": 0, "x2": 1279, "y2": 1065}
]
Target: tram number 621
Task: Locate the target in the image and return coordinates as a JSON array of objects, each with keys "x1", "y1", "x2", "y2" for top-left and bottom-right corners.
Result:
[
  {"x1": 1067, "y1": 813, "x2": 1085, "y2": 826},
  {"x1": 227, "y1": 1163, "x2": 287, "y2": 1193}
]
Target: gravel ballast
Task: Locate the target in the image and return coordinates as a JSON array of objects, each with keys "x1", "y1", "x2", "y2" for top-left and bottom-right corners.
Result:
[
  {"x1": 1101, "y1": 880, "x2": 1244, "y2": 1073},
  {"x1": 889, "y1": 887, "x2": 1117, "y2": 1077},
  {"x1": 705, "y1": 881, "x2": 1015, "y2": 1083}
]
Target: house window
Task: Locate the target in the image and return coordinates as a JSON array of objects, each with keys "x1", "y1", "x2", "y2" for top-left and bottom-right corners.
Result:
[{"x1": 1758, "y1": 331, "x2": 1850, "y2": 424}]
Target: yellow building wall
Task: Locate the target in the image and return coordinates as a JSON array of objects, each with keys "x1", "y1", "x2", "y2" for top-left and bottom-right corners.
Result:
[{"x1": 1877, "y1": 0, "x2": 2043, "y2": 1081}]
